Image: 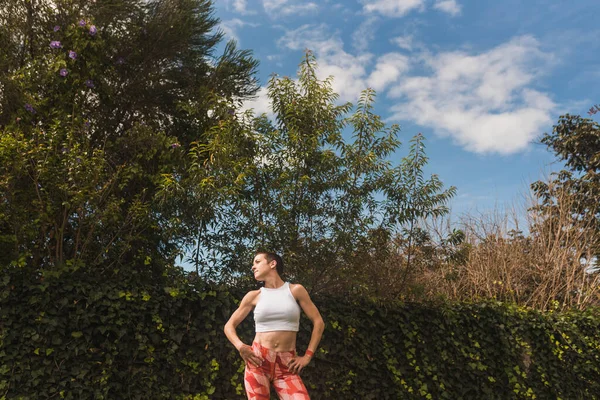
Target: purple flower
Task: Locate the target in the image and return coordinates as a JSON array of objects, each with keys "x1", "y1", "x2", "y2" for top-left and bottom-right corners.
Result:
[
  {"x1": 59, "y1": 68, "x2": 68, "y2": 77},
  {"x1": 50, "y1": 40, "x2": 62, "y2": 49},
  {"x1": 24, "y1": 104, "x2": 36, "y2": 114},
  {"x1": 78, "y1": 19, "x2": 86, "y2": 27},
  {"x1": 85, "y1": 79, "x2": 95, "y2": 88},
  {"x1": 54, "y1": 25, "x2": 60, "y2": 32},
  {"x1": 170, "y1": 143, "x2": 181, "y2": 149},
  {"x1": 69, "y1": 50, "x2": 77, "y2": 59},
  {"x1": 89, "y1": 25, "x2": 97, "y2": 36}
]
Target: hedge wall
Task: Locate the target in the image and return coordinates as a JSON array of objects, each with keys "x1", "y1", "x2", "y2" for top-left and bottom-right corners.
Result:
[{"x1": 1, "y1": 264, "x2": 599, "y2": 399}]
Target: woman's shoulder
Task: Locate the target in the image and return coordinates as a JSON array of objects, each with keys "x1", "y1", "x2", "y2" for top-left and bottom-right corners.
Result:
[
  {"x1": 288, "y1": 283, "x2": 307, "y2": 295},
  {"x1": 241, "y1": 289, "x2": 261, "y2": 304}
]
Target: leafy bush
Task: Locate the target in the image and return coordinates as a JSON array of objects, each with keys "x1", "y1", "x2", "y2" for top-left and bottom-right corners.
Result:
[{"x1": 1, "y1": 264, "x2": 599, "y2": 399}]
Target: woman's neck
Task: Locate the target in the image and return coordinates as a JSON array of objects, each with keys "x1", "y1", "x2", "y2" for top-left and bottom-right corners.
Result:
[{"x1": 262, "y1": 276, "x2": 285, "y2": 289}]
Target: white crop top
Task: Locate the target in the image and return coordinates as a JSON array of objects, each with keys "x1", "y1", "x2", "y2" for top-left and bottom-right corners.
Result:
[{"x1": 254, "y1": 282, "x2": 301, "y2": 332}]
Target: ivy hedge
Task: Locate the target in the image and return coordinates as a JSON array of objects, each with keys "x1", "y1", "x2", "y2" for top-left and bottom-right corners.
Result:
[{"x1": 1, "y1": 264, "x2": 599, "y2": 399}]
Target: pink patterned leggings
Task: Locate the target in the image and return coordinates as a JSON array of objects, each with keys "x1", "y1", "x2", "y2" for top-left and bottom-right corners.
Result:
[{"x1": 244, "y1": 342, "x2": 310, "y2": 400}]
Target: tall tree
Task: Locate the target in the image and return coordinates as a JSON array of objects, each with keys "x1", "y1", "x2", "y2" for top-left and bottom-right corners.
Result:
[
  {"x1": 0, "y1": 0, "x2": 259, "y2": 273},
  {"x1": 531, "y1": 114, "x2": 600, "y2": 264},
  {"x1": 197, "y1": 53, "x2": 456, "y2": 296},
  {"x1": 382, "y1": 134, "x2": 457, "y2": 293}
]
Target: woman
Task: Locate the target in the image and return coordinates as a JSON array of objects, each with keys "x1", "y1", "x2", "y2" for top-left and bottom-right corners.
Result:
[{"x1": 224, "y1": 251, "x2": 325, "y2": 399}]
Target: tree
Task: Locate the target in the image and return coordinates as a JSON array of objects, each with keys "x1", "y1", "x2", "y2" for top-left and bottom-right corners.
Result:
[
  {"x1": 531, "y1": 114, "x2": 600, "y2": 264},
  {"x1": 385, "y1": 133, "x2": 456, "y2": 292},
  {"x1": 196, "y1": 52, "x2": 456, "y2": 296},
  {"x1": 0, "y1": 0, "x2": 259, "y2": 274}
]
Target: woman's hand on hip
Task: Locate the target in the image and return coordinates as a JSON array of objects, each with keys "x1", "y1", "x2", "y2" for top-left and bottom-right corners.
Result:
[
  {"x1": 287, "y1": 355, "x2": 311, "y2": 374},
  {"x1": 239, "y1": 344, "x2": 263, "y2": 368}
]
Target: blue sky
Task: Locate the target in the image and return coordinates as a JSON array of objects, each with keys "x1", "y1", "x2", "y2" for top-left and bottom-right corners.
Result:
[{"x1": 214, "y1": 0, "x2": 600, "y2": 218}]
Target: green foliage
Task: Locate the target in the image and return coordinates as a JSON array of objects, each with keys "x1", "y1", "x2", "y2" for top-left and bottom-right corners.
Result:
[
  {"x1": 0, "y1": 263, "x2": 238, "y2": 399},
  {"x1": 2, "y1": 265, "x2": 599, "y2": 399},
  {"x1": 0, "y1": 0, "x2": 259, "y2": 271}
]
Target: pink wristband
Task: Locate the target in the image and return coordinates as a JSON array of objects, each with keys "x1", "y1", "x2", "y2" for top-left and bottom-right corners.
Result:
[{"x1": 305, "y1": 349, "x2": 314, "y2": 358}]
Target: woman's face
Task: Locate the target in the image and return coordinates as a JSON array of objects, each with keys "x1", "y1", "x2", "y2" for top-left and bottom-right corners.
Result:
[{"x1": 251, "y1": 253, "x2": 273, "y2": 280}]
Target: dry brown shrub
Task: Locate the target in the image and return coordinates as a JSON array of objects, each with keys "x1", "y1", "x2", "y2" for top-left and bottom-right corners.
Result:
[
  {"x1": 416, "y1": 183, "x2": 600, "y2": 310},
  {"x1": 370, "y1": 181, "x2": 600, "y2": 311}
]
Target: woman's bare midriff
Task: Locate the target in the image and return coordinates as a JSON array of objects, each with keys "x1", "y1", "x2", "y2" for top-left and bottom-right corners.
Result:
[{"x1": 253, "y1": 331, "x2": 297, "y2": 352}]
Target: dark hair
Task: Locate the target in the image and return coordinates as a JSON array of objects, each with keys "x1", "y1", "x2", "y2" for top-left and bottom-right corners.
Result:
[{"x1": 255, "y1": 250, "x2": 284, "y2": 275}]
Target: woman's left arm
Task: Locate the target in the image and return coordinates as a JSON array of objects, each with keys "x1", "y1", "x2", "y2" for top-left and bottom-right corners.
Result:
[{"x1": 287, "y1": 284, "x2": 325, "y2": 374}]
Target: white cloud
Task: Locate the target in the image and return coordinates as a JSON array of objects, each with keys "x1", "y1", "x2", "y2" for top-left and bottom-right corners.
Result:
[
  {"x1": 388, "y1": 36, "x2": 556, "y2": 154},
  {"x1": 278, "y1": 24, "x2": 339, "y2": 53},
  {"x1": 367, "y1": 53, "x2": 410, "y2": 92},
  {"x1": 262, "y1": 0, "x2": 318, "y2": 17},
  {"x1": 433, "y1": 0, "x2": 461, "y2": 16},
  {"x1": 362, "y1": 0, "x2": 462, "y2": 17},
  {"x1": 262, "y1": 0, "x2": 287, "y2": 11},
  {"x1": 220, "y1": 18, "x2": 259, "y2": 44},
  {"x1": 391, "y1": 34, "x2": 415, "y2": 51},
  {"x1": 278, "y1": 24, "x2": 367, "y2": 101},
  {"x1": 361, "y1": 0, "x2": 426, "y2": 17},
  {"x1": 352, "y1": 17, "x2": 378, "y2": 53},
  {"x1": 232, "y1": 0, "x2": 256, "y2": 15},
  {"x1": 273, "y1": 24, "x2": 554, "y2": 155},
  {"x1": 279, "y1": 24, "x2": 410, "y2": 102},
  {"x1": 317, "y1": 54, "x2": 374, "y2": 103},
  {"x1": 276, "y1": 24, "x2": 411, "y2": 102},
  {"x1": 266, "y1": 54, "x2": 283, "y2": 67}
]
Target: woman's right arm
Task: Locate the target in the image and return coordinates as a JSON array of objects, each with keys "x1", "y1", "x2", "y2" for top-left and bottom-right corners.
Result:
[{"x1": 223, "y1": 290, "x2": 263, "y2": 367}]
